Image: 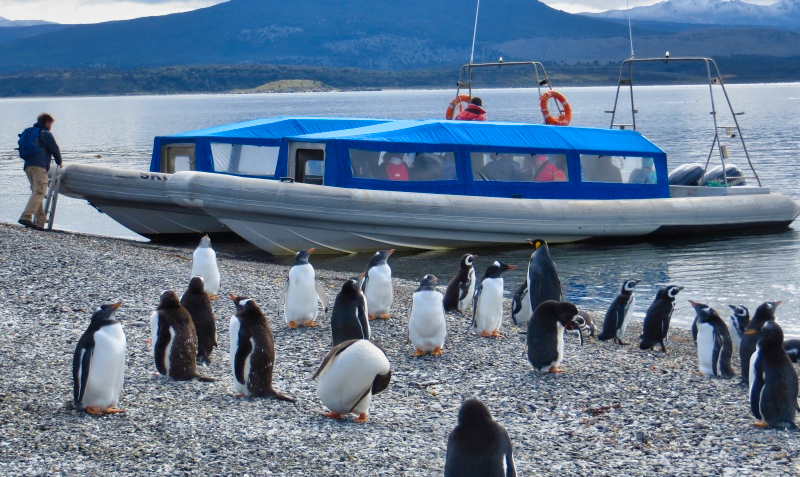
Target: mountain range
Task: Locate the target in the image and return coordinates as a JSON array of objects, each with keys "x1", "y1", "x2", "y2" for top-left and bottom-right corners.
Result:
[{"x1": 0, "y1": 17, "x2": 54, "y2": 27}]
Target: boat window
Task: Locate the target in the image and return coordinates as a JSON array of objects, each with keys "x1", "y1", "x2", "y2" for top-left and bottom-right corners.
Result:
[
  {"x1": 349, "y1": 149, "x2": 457, "y2": 181},
  {"x1": 471, "y1": 152, "x2": 568, "y2": 182},
  {"x1": 161, "y1": 144, "x2": 195, "y2": 173},
  {"x1": 296, "y1": 148, "x2": 324, "y2": 184},
  {"x1": 580, "y1": 155, "x2": 656, "y2": 184},
  {"x1": 210, "y1": 143, "x2": 280, "y2": 176}
]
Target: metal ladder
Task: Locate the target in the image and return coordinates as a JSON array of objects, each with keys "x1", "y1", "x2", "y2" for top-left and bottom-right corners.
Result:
[
  {"x1": 42, "y1": 167, "x2": 63, "y2": 231},
  {"x1": 607, "y1": 56, "x2": 761, "y2": 187}
]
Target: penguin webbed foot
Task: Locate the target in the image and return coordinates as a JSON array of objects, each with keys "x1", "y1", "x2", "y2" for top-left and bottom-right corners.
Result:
[
  {"x1": 548, "y1": 366, "x2": 565, "y2": 373},
  {"x1": 104, "y1": 407, "x2": 125, "y2": 414},
  {"x1": 305, "y1": 321, "x2": 320, "y2": 328},
  {"x1": 269, "y1": 390, "x2": 296, "y2": 403},
  {"x1": 377, "y1": 314, "x2": 391, "y2": 320},
  {"x1": 753, "y1": 420, "x2": 769, "y2": 428},
  {"x1": 322, "y1": 411, "x2": 344, "y2": 420},
  {"x1": 411, "y1": 349, "x2": 426, "y2": 357},
  {"x1": 209, "y1": 294, "x2": 218, "y2": 300},
  {"x1": 491, "y1": 331, "x2": 505, "y2": 339},
  {"x1": 355, "y1": 413, "x2": 368, "y2": 423},
  {"x1": 431, "y1": 347, "x2": 443, "y2": 357},
  {"x1": 287, "y1": 321, "x2": 300, "y2": 329},
  {"x1": 85, "y1": 406, "x2": 104, "y2": 415}
]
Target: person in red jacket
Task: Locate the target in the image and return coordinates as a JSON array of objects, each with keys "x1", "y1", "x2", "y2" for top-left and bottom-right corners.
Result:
[{"x1": 454, "y1": 97, "x2": 487, "y2": 121}]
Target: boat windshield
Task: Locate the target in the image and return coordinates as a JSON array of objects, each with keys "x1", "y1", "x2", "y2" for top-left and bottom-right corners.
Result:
[
  {"x1": 210, "y1": 143, "x2": 280, "y2": 177},
  {"x1": 349, "y1": 149, "x2": 457, "y2": 181},
  {"x1": 580, "y1": 155, "x2": 657, "y2": 184},
  {"x1": 471, "y1": 152, "x2": 568, "y2": 182}
]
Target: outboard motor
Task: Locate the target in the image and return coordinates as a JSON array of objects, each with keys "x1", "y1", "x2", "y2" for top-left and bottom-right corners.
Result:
[
  {"x1": 700, "y1": 164, "x2": 745, "y2": 186},
  {"x1": 668, "y1": 163, "x2": 704, "y2": 186}
]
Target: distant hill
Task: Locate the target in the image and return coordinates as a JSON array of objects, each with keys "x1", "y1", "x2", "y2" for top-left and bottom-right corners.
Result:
[
  {"x1": 0, "y1": 17, "x2": 56, "y2": 27},
  {"x1": 584, "y1": 0, "x2": 800, "y2": 33}
]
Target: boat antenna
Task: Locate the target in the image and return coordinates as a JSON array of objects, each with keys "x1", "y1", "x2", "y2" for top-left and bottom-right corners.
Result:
[
  {"x1": 470, "y1": 0, "x2": 480, "y2": 64},
  {"x1": 627, "y1": 0, "x2": 635, "y2": 59}
]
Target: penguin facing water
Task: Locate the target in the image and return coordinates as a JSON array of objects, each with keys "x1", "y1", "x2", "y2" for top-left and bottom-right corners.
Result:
[
  {"x1": 472, "y1": 261, "x2": 516, "y2": 337},
  {"x1": 280, "y1": 248, "x2": 330, "y2": 328},
  {"x1": 527, "y1": 300, "x2": 582, "y2": 373},
  {"x1": 409, "y1": 274, "x2": 447, "y2": 357},
  {"x1": 740, "y1": 301, "x2": 780, "y2": 385},
  {"x1": 598, "y1": 279, "x2": 640, "y2": 345},
  {"x1": 150, "y1": 290, "x2": 214, "y2": 382},
  {"x1": 229, "y1": 294, "x2": 294, "y2": 401},
  {"x1": 73, "y1": 302, "x2": 126, "y2": 415},
  {"x1": 639, "y1": 285, "x2": 683, "y2": 352},
  {"x1": 191, "y1": 235, "x2": 220, "y2": 299},
  {"x1": 689, "y1": 300, "x2": 734, "y2": 379},
  {"x1": 524, "y1": 239, "x2": 562, "y2": 323},
  {"x1": 748, "y1": 321, "x2": 798, "y2": 430},
  {"x1": 444, "y1": 399, "x2": 517, "y2": 477},
  {"x1": 181, "y1": 276, "x2": 217, "y2": 365},
  {"x1": 444, "y1": 254, "x2": 475, "y2": 315},
  {"x1": 330, "y1": 278, "x2": 370, "y2": 346},
  {"x1": 361, "y1": 249, "x2": 394, "y2": 320},
  {"x1": 727, "y1": 304, "x2": 750, "y2": 351}
]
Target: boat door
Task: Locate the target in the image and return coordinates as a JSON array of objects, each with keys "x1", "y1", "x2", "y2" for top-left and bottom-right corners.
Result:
[
  {"x1": 288, "y1": 142, "x2": 326, "y2": 184},
  {"x1": 161, "y1": 143, "x2": 196, "y2": 173}
]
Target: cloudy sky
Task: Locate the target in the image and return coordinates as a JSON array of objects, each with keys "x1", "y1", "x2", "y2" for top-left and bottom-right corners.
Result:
[{"x1": 0, "y1": 0, "x2": 782, "y2": 24}]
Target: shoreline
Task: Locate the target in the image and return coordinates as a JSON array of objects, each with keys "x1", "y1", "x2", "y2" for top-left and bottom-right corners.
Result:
[{"x1": 0, "y1": 223, "x2": 797, "y2": 475}]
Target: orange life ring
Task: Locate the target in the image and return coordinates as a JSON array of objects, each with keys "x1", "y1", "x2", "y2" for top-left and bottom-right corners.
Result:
[
  {"x1": 540, "y1": 90, "x2": 572, "y2": 126},
  {"x1": 445, "y1": 94, "x2": 472, "y2": 120}
]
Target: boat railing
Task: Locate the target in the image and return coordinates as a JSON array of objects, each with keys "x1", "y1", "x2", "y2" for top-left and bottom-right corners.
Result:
[
  {"x1": 607, "y1": 56, "x2": 761, "y2": 187},
  {"x1": 455, "y1": 60, "x2": 554, "y2": 108}
]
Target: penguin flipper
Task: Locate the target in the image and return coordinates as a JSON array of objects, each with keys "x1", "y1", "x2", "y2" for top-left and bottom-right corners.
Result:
[
  {"x1": 458, "y1": 277, "x2": 472, "y2": 303},
  {"x1": 278, "y1": 278, "x2": 289, "y2": 312},
  {"x1": 749, "y1": 355, "x2": 765, "y2": 420},
  {"x1": 357, "y1": 298, "x2": 369, "y2": 340},
  {"x1": 313, "y1": 340, "x2": 359, "y2": 380},
  {"x1": 348, "y1": 384, "x2": 374, "y2": 414},
  {"x1": 471, "y1": 285, "x2": 483, "y2": 331},
  {"x1": 73, "y1": 342, "x2": 94, "y2": 407},
  {"x1": 315, "y1": 280, "x2": 330, "y2": 313},
  {"x1": 234, "y1": 334, "x2": 253, "y2": 385}
]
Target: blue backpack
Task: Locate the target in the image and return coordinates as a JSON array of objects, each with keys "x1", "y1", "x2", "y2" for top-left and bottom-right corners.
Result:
[{"x1": 17, "y1": 127, "x2": 43, "y2": 161}]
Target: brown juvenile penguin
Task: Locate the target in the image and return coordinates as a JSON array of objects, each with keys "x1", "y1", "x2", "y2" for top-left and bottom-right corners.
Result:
[
  {"x1": 150, "y1": 290, "x2": 214, "y2": 382},
  {"x1": 181, "y1": 276, "x2": 218, "y2": 365}
]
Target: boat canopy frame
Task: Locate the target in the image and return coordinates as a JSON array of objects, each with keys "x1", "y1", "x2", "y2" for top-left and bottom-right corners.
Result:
[
  {"x1": 455, "y1": 61, "x2": 557, "y2": 114},
  {"x1": 607, "y1": 56, "x2": 761, "y2": 187}
]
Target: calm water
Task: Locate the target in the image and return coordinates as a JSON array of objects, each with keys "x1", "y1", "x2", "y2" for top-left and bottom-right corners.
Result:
[{"x1": 1, "y1": 85, "x2": 799, "y2": 336}]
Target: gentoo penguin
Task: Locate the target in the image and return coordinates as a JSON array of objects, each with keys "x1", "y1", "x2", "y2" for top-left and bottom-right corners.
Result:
[
  {"x1": 740, "y1": 301, "x2": 781, "y2": 385},
  {"x1": 472, "y1": 261, "x2": 516, "y2": 337},
  {"x1": 639, "y1": 285, "x2": 683, "y2": 352},
  {"x1": 313, "y1": 339, "x2": 392, "y2": 423},
  {"x1": 150, "y1": 290, "x2": 214, "y2": 382},
  {"x1": 191, "y1": 235, "x2": 220, "y2": 299},
  {"x1": 784, "y1": 339, "x2": 800, "y2": 363},
  {"x1": 444, "y1": 254, "x2": 476, "y2": 314},
  {"x1": 524, "y1": 239, "x2": 562, "y2": 324},
  {"x1": 527, "y1": 300, "x2": 582, "y2": 373},
  {"x1": 180, "y1": 276, "x2": 217, "y2": 365},
  {"x1": 72, "y1": 302, "x2": 126, "y2": 415},
  {"x1": 229, "y1": 294, "x2": 294, "y2": 401},
  {"x1": 727, "y1": 304, "x2": 750, "y2": 350},
  {"x1": 598, "y1": 279, "x2": 640, "y2": 345},
  {"x1": 689, "y1": 300, "x2": 735, "y2": 378},
  {"x1": 330, "y1": 278, "x2": 370, "y2": 346},
  {"x1": 747, "y1": 321, "x2": 798, "y2": 429},
  {"x1": 409, "y1": 274, "x2": 447, "y2": 357},
  {"x1": 280, "y1": 248, "x2": 330, "y2": 328},
  {"x1": 444, "y1": 399, "x2": 517, "y2": 477},
  {"x1": 361, "y1": 249, "x2": 395, "y2": 320}
]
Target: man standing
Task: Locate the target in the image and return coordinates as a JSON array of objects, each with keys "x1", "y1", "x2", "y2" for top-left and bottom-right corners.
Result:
[
  {"x1": 18, "y1": 113, "x2": 62, "y2": 230},
  {"x1": 454, "y1": 97, "x2": 487, "y2": 121}
]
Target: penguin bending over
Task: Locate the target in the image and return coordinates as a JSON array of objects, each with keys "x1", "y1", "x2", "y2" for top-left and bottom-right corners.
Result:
[
  {"x1": 639, "y1": 285, "x2": 683, "y2": 352},
  {"x1": 280, "y1": 248, "x2": 330, "y2": 328},
  {"x1": 73, "y1": 302, "x2": 126, "y2": 415},
  {"x1": 313, "y1": 339, "x2": 392, "y2": 423},
  {"x1": 191, "y1": 235, "x2": 220, "y2": 299},
  {"x1": 409, "y1": 274, "x2": 447, "y2": 357},
  {"x1": 229, "y1": 295, "x2": 294, "y2": 401},
  {"x1": 330, "y1": 278, "x2": 370, "y2": 346},
  {"x1": 598, "y1": 279, "x2": 640, "y2": 345},
  {"x1": 740, "y1": 301, "x2": 780, "y2": 385},
  {"x1": 748, "y1": 321, "x2": 798, "y2": 429},
  {"x1": 727, "y1": 304, "x2": 750, "y2": 351},
  {"x1": 444, "y1": 399, "x2": 517, "y2": 477},
  {"x1": 472, "y1": 261, "x2": 516, "y2": 337},
  {"x1": 444, "y1": 254, "x2": 475, "y2": 315},
  {"x1": 361, "y1": 249, "x2": 394, "y2": 320},
  {"x1": 689, "y1": 300, "x2": 734, "y2": 378},
  {"x1": 527, "y1": 300, "x2": 582, "y2": 373},
  {"x1": 150, "y1": 290, "x2": 214, "y2": 382},
  {"x1": 181, "y1": 276, "x2": 217, "y2": 365},
  {"x1": 566, "y1": 310, "x2": 596, "y2": 339}
]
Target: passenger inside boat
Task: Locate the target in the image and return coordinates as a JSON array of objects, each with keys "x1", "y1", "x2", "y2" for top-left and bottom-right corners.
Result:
[
  {"x1": 350, "y1": 150, "x2": 386, "y2": 179},
  {"x1": 532, "y1": 155, "x2": 568, "y2": 182},
  {"x1": 476, "y1": 153, "x2": 521, "y2": 181},
  {"x1": 628, "y1": 157, "x2": 657, "y2": 184},
  {"x1": 583, "y1": 155, "x2": 623, "y2": 183},
  {"x1": 384, "y1": 153, "x2": 409, "y2": 181}
]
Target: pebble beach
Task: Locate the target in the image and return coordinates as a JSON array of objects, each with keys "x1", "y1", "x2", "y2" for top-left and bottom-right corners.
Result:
[{"x1": 0, "y1": 222, "x2": 798, "y2": 476}]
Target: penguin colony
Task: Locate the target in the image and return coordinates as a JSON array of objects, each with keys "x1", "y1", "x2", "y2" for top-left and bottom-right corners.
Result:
[{"x1": 70, "y1": 235, "x2": 798, "y2": 474}]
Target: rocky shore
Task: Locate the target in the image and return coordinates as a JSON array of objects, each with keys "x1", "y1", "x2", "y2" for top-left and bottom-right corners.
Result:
[{"x1": 0, "y1": 223, "x2": 798, "y2": 476}]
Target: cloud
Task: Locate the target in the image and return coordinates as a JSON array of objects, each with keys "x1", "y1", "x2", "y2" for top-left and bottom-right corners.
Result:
[
  {"x1": 539, "y1": 1, "x2": 780, "y2": 14},
  {"x1": 0, "y1": 0, "x2": 227, "y2": 24}
]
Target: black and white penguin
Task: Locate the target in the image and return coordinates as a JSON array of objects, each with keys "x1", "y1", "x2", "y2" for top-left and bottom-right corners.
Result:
[
  {"x1": 72, "y1": 302, "x2": 126, "y2": 415},
  {"x1": 330, "y1": 278, "x2": 370, "y2": 347},
  {"x1": 566, "y1": 310, "x2": 597, "y2": 339},
  {"x1": 784, "y1": 339, "x2": 800, "y2": 363},
  {"x1": 727, "y1": 304, "x2": 750, "y2": 351},
  {"x1": 191, "y1": 234, "x2": 220, "y2": 299},
  {"x1": 639, "y1": 285, "x2": 683, "y2": 352},
  {"x1": 689, "y1": 300, "x2": 735, "y2": 378},
  {"x1": 524, "y1": 239, "x2": 562, "y2": 323},
  {"x1": 313, "y1": 339, "x2": 392, "y2": 423},
  {"x1": 180, "y1": 276, "x2": 217, "y2": 365},
  {"x1": 280, "y1": 248, "x2": 330, "y2": 328},
  {"x1": 472, "y1": 261, "x2": 516, "y2": 337},
  {"x1": 444, "y1": 254, "x2": 475, "y2": 314},
  {"x1": 150, "y1": 290, "x2": 214, "y2": 382},
  {"x1": 409, "y1": 274, "x2": 447, "y2": 357},
  {"x1": 361, "y1": 249, "x2": 395, "y2": 320},
  {"x1": 748, "y1": 321, "x2": 798, "y2": 429},
  {"x1": 444, "y1": 398, "x2": 516, "y2": 477},
  {"x1": 527, "y1": 300, "x2": 582, "y2": 373},
  {"x1": 598, "y1": 279, "x2": 640, "y2": 345},
  {"x1": 740, "y1": 301, "x2": 781, "y2": 385},
  {"x1": 229, "y1": 294, "x2": 294, "y2": 401}
]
